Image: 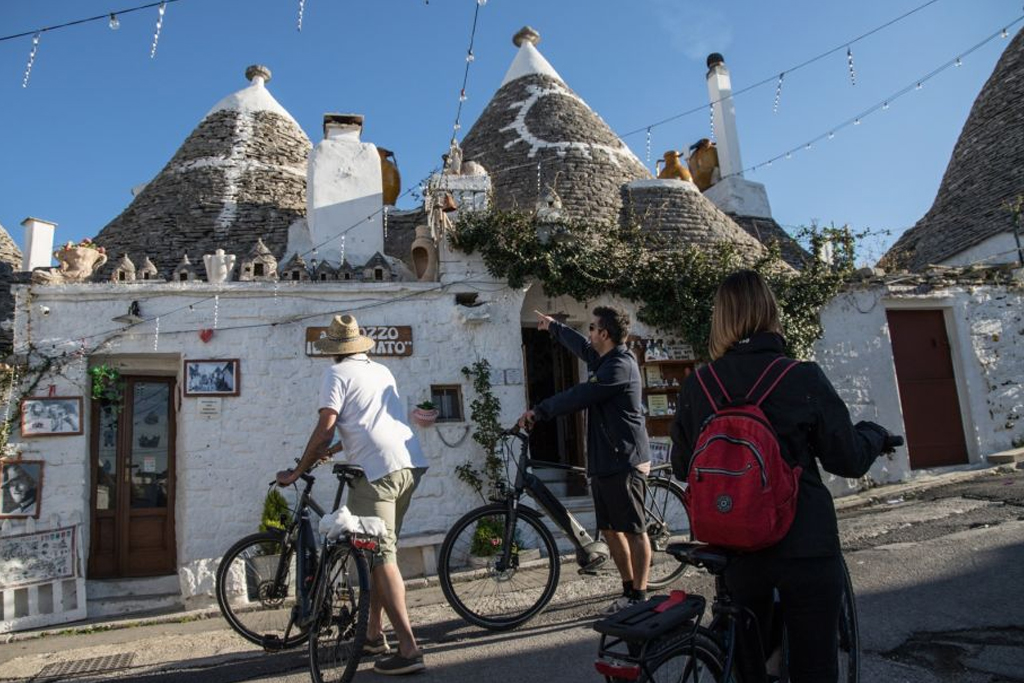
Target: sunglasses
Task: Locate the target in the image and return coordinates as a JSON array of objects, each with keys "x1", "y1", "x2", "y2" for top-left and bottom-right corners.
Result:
[{"x1": 589, "y1": 324, "x2": 604, "y2": 332}]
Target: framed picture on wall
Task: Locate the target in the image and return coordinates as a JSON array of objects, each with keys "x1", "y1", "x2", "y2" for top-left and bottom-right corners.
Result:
[
  {"x1": 183, "y1": 359, "x2": 240, "y2": 397},
  {"x1": 0, "y1": 460, "x2": 44, "y2": 519},
  {"x1": 20, "y1": 396, "x2": 84, "y2": 437}
]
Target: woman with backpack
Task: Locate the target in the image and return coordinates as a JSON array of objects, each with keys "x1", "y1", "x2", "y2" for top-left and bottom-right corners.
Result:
[{"x1": 670, "y1": 269, "x2": 901, "y2": 682}]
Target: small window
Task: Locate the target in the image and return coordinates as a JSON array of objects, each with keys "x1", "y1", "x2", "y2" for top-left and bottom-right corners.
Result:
[
  {"x1": 291, "y1": 271, "x2": 300, "y2": 281},
  {"x1": 142, "y1": 272, "x2": 151, "y2": 280},
  {"x1": 254, "y1": 263, "x2": 264, "y2": 276},
  {"x1": 320, "y1": 273, "x2": 329, "y2": 281},
  {"x1": 430, "y1": 385, "x2": 464, "y2": 422},
  {"x1": 344, "y1": 273, "x2": 351, "y2": 281},
  {"x1": 118, "y1": 271, "x2": 127, "y2": 281},
  {"x1": 179, "y1": 272, "x2": 188, "y2": 281},
  {"x1": 374, "y1": 268, "x2": 384, "y2": 281}
]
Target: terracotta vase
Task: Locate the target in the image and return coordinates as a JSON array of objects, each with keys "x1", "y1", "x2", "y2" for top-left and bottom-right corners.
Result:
[
  {"x1": 379, "y1": 148, "x2": 401, "y2": 206},
  {"x1": 410, "y1": 407, "x2": 439, "y2": 427},
  {"x1": 410, "y1": 225, "x2": 439, "y2": 282},
  {"x1": 54, "y1": 246, "x2": 108, "y2": 282}
]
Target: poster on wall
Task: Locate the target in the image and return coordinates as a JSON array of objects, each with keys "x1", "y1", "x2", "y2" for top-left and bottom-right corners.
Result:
[
  {"x1": 183, "y1": 359, "x2": 240, "y2": 397},
  {"x1": 0, "y1": 526, "x2": 77, "y2": 589},
  {"x1": 305, "y1": 326, "x2": 413, "y2": 357},
  {"x1": 20, "y1": 397, "x2": 83, "y2": 437},
  {"x1": 0, "y1": 460, "x2": 44, "y2": 519}
]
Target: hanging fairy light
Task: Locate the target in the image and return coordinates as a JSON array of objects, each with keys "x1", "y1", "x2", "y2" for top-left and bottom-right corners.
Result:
[
  {"x1": 108, "y1": 13, "x2": 120, "y2": 30},
  {"x1": 466, "y1": 49, "x2": 475, "y2": 63},
  {"x1": 846, "y1": 46, "x2": 857, "y2": 86},
  {"x1": 459, "y1": 88, "x2": 467, "y2": 102},
  {"x1": 340, "y1": 235, "x2": 346, "y2": 264},
  {"x1": 153, "y1": 317, "x2": 160, "y2": 351},
  {"x1": 645, "y1": 127, "x2": 652, "y2": 167},
  {"x1": 213, "y1": 294, "x2": 219, "y2": 330},
  {"x1": 297, "y1": 0, "x2": 306, "y2": 31},
  {"x1": 828, "y1": 131, "x2": 835, "y2": 140},
  {"x1": 915, "y1": 81, "x2": 923, "y2": 90},
  {"x1": 955, "y1": 56, "x2": 963, "y2": 67},
  {"x1": 383, "y1": 205, "x2": 390, "y2": 239},
  {"x1": 150, "y1": 2, "x2": 166, "y2": 59},
  {"x1": 709, "y1": 104, "x2": 715, "y2": 141},
  {"x1": 882, "y1": 101, "x2": 890, "y2": 110},
  {"x1": 536, "y1": 161, "x2": 542, "y2": 197},
  {"x1": 22, "y1": 33, "x2": 40, "y2": 88},
  {"x1": 1002, "y1": 27, "x2": 1010, "y2": 38},
  {"x1": 772, "y1": 72, "x2": 785, "y2": 113}
]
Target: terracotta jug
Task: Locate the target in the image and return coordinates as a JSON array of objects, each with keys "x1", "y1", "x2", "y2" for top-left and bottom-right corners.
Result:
[
  {"x1": 410, "y1": 224, "x2": 439, "y2": 282},
  {"x1": 55, "y1": 246, "x2": 108, "y2": 282},
  {"x1": 379, "y1": 147, "x2": 401, "y2": 206}
]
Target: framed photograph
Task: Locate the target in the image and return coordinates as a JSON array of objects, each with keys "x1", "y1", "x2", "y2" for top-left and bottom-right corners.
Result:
[
  {"x1": 20, "y1": 397, "x2": 84, "y2": 437},
  {"x1": 0, "y1": 460, "x2": 44, "y2": 519},
  {"x1": 183, "y1": 359, "x2": 240, "y2": 397}
]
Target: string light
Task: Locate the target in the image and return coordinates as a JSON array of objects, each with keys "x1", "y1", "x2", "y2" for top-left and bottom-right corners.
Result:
[
  {"x1": 854, "y1": 118, "x2": 861, "y2": 125},
  {"x1": 466, "y1": 50, "x2": 474, "y2": 63},
  {"x1": 846, "y1": 46, "x2": 857, "y2": 86},
  {"x1": 773, "y1": 72, "x2": 785, "y2": 113},
  {"x1": 459, "y1": 89, "x2": 467, "y2": 102},
  {"x1": 645, "y1": 127, "x2": 652, "y2": 167},
  {"x1": 915, "y1": 81, "x2": 923, "y2": 90},
  {"x1": 150, "y1": 1, "x2": 166, "y2": 59},
  {"x1": 785, "y1": 152, "x2": 792, "y2": 159},
  {"x1": 213, "y1": 294, "x2": 219, "y2": 330},
  {"x1": 828, "y1": 131, "x2": 836, "y2": 139},
  {"x1": 882, "y1": 101, "x2": 890, "y2": 110},
  {"x1": 955, "y1": 56, "x2": 962, "y2": 67},
  {"x1": 22, "y1": 33, "x2": 40, "y2": 88},
  {"x1": 108, "y1": 13, "x2": 120, "y2": 30},
  {"x1": 1002, "y1": 27, "x2": 1010, "y2": 38},
  {"x1": 340, "y1": 235, "x2": 346, "y2": 264},
  {"x1": 153, "y1": 317, "x2": 160, "y2": 351},
  {"x1": 297, "y1": 0, "x2": 305, "y2": 31},
  {"x1": 536, "y1": 161, "x2": 542, "y2": 198},
  {"x1": 709, "y1": 104, "x2": 715, "y2": 141},
  {"x1": 383, "y1": 205, "x2": 389, "y2": 239}
]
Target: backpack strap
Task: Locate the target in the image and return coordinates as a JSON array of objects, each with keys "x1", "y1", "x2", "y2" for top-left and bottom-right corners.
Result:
[
  {"x1": 694, "y1": 363, "x2": 732, "y2": 413},
  {"x1": 746, "y1": 357, "x2": 801, "y2": 407}
]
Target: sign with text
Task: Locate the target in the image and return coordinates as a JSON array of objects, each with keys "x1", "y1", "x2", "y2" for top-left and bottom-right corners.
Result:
[{"x1": 306, "y1": 326, "x2": 414, "y2": 357}]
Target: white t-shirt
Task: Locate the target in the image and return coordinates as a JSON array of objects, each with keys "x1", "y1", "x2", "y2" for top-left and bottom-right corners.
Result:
[{"x1": 318, "y1": 354, "x2": 428, "y2": 482}]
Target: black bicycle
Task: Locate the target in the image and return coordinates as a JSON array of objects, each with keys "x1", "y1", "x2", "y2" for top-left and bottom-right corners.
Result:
[
  {"x1": 437, "y1": 427, "x2": 690, "y2": 631},
  {"x1": 593, "y1": 543, "x2": 861, "y2": 682},
  {"x1": 215, "y1": 460, "x2": 374, "y2": 683}
]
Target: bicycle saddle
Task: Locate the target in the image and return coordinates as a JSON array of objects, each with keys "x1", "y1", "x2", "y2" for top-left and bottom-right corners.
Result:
[
  {"x1": 332, "y1": 463, "x2": 365, "y2": 480},
  {"x1": 665, "y1": 542, "x2": 732, "y2": 575}
]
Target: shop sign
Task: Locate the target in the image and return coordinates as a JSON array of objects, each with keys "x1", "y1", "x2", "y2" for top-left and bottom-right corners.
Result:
[{"x1": 305, "y1": 326, "x2": 413, "y2": 357}]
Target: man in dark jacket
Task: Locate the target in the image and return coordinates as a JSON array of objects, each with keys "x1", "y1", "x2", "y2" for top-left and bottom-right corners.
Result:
[{"x1": 519, "y1": 305, "x2": 652, "y2": 613}]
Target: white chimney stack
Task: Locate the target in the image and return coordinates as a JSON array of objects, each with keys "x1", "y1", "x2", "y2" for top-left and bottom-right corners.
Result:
[
  {"x1": 21, "y1": 217, "x2": 57, "y2": 271},
  {"x1": 706, "y1": 53, "x2": 743, "y2": 180},
  {"x1": 306, "y1": 113, "x2": 384, "y2": 267}
]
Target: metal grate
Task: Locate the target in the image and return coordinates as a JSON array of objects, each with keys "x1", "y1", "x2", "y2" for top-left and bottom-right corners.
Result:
[{"x1": 36, "y1": 652, "x2": 136, "y2": 679}]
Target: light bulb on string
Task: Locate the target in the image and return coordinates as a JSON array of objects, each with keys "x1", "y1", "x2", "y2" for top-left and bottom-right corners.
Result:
[
  {"x1": 340, "y1": 235, "x2": 346, "y2": 264},
  {"x1": 828, "y1": 131, "x2": 835, "y2": 140},
  {"x1": 915, "y1": 82, "x2": 923, "y2": 90},
  {"x1": 466, "y1": 50, "x2": 475, "y2": 63},
  {"x1": 477, "y1": 0, "x2": 487, "y2": 5},
  {"x1": 22, "y1": 33, "x2": 40, "y2": 88},
  {"x1": 854, "y1": 118, "x2": 861, "y2": 126},
  {"x1": 645, "y1": 127, "x2": 652, "y2": 167},
  {"x1": 153, "y1": 317, "x2": 160, "y2": 352},
  {"x1": 955, "y1": 56, "x2": 962, "y2": 67},
  {"x1": 846, "y1": 46, "x2": 857, "y2": 86},
  {"x1": 213, "y1": 294, "x2": 219, "y2": 331},
  {"x1": 297, "y1": 0, "x2": 306, "y2": 32},
  {"x1": 773, "y1": 72, "x2": 785, "y2": 113},
  {"x1": 1002, "y1": 27, "x2": 1009, "y2": 38},
  {"x1": 709, "y1": 104, "x2": 715, "y2": 141},
  {"x1": 384, "y1": 205, "x2": 390, "y2": 239},
  {"x1": 785, "y1": 152, "x2": 792, "y2": 160},
  {"x1": 882, "y1": 101, "x2": 890, "y2": 110},
  {"x1": 767, "y1": 160, "x2": 773, "y2": 167},
  {"x1": 805, "y1": 143, "x2": 812, "y2": 151},
  {"x1": 108, "y1": 13, "x2": 120, "y2": 30},
  {"x1": 459, "y1": 89, "x2": 467, "y2": 102},
  {"x1": 150, "y1": 2, "x2": 167, "y2": 59}
]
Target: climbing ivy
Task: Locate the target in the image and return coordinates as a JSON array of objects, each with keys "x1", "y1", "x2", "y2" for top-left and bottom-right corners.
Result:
[
  {"x1": 450, "y1": 209, "x2": 858, "y2": 360},
  {"x1": 456, "y1": 359, "x2": 505, "y2": 502}
]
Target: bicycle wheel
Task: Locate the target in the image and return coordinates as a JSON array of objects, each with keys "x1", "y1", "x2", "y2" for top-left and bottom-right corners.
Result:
[
  {"x1": 215, "y1": 531, "x2": 308, "y2": 649},
  {"x1": 309, "y1": 544, "x2": 371, "y2": 683},
  {"x1": 645, "y1": 477, "x2": 690, "y2": 589},
  {"x1": 837, "y1": 556, "x2": 860, "y2": 683},
  {"x1": 438, "y1": 503, "x2": 560, "y2": 630},
  {"x1": 645, "y1": 629, "x2": 735, "y2": 683}
]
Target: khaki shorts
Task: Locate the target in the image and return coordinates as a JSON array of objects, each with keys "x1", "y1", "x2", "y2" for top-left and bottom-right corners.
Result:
[{"x1": 347, "y1": 467, "x2": 425, "y2": 566}]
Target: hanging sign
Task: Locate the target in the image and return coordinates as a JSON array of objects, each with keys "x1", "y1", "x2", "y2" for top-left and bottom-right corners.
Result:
[{"x1": 305, "y1": 326, "x2": 414, "y2": 358}]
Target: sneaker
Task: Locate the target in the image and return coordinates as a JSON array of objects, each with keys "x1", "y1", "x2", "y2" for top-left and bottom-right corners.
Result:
[
  {"x1": 602, "y1": 595, "x2": 638, "y2": 615},
  {"x1": 363, "y1": 633, "x2": 391, "y2": 656},
  {"x1": 373, "y1": 653, "x2": 426, "y2": 675}
]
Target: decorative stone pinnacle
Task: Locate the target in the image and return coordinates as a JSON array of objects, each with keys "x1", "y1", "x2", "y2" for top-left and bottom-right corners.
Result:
[
  {"x1": 245, "y1": 64, "x2": 272, "y2": 84},
  {"x1": 513, "y1": 26, "x2": 540, "y2": 47}
]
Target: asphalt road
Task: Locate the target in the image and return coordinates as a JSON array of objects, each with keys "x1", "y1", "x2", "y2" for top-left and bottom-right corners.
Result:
[{"x1": 5, "y1": 468, "x2": 1023, "y2": 683}]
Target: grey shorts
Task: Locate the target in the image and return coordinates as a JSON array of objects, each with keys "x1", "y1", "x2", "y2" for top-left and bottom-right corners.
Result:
[{"x1": 347, "y1": 467, "x2": 425, "y2": 566}]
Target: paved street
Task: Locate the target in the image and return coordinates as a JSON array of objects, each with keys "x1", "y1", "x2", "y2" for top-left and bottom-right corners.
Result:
[{"x1": 2, "y1": 467, "x2": 1022, "y2": 683}]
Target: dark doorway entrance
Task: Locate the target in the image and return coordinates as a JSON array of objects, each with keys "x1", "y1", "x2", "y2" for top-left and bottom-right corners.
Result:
[
  {"x1": 886, "y1": 309, "x2": 969, "y2": 469},
  {"x1": 89, "y1": 376, "x2": 177, "y2": 578},
  {"x1": 522, "y1": 327, "x2": 586, "y2": 495}
]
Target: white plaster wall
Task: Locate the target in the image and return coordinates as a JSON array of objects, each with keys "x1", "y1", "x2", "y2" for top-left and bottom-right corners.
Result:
[
  {"x1": 940, "y1": 231, "x2": 1021, "y2": 268},
  {"x1": 6, "y1": 280, "x2": 528, "y2": 601}
]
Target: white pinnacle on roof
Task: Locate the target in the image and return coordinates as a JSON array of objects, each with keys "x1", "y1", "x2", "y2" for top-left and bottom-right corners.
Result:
[
  {"x1": 501, "y1": 26, "x2": 562, "y2": 87},
  {"x1": 205, "y1": 64, "x2": 300, "y2": 127}
]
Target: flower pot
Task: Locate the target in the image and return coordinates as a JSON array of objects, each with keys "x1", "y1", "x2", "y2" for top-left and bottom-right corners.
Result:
[
  {"x1": 53, "y1": 246, "x2": 108, "y2": 282},
  {"x1": 410, "y1": 408, "x2": 439, "y2": 427}
]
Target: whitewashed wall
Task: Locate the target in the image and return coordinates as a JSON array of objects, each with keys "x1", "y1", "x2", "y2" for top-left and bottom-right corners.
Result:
[
  {"x1": 6, "y1": 279, "x2": 527, "y2": 601},
  {"x1": 815, "y1": 283, "x2": 1024, "y2": 492}
]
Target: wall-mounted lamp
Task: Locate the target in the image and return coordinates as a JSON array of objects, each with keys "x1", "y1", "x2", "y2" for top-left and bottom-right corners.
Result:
[{"x1": 112, "y1": 300, "x2": 143, "y2": 325}]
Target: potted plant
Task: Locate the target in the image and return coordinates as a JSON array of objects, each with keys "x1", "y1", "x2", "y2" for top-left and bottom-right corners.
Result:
[
  {"x1": 411, "y1": 400, "x2": 439, "y2": 427},
  {"x1": 54, "y1": 238, "x2": 108, "y2": 282},
  {"x1": 467, "y1": 515, "x2": 537, "y2": 568}
]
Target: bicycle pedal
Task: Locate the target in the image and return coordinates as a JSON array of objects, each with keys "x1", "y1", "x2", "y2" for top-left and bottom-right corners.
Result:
[{"x1": 578, "y1": 554, "x2": 609, "y2": 574}]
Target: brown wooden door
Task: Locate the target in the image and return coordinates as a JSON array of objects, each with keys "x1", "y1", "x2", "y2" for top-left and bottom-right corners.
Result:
[
  {"x1": 89, "y1": 377, "x2": 177, "y2": 578},
  {"x1": 886, "y1": 310, "x2": 969, "y2": 469}
]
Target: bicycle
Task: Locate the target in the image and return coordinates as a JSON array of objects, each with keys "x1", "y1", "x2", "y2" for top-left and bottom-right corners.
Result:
[
  {"x1": 437, "y1": 426, "x2": 690, "y2": 631},
  {"x1": 593, "y1": 542, "x2": 861, "y2": 682},
  {"x1": 215, "y1": 459, "x2": 375, "y2": 683}
]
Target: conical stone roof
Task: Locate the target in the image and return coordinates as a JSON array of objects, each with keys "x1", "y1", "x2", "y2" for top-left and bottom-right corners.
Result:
[
  {"x1": 461, "y1": 28, "x2": 651, "y2": 225},
  {"x1": 93, "y1": 65, "x2": 310, "y2": 278},
  {"x1": 881, "y1": 29, "x2": 1024, "y2": 271},
  {"x1": 0, "y1": 222, "x2": 23, "y2": 270}
]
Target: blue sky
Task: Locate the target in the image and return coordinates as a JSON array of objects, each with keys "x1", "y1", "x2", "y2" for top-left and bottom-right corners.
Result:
[{"x1": 0, "y1": 1, "x2": 1019, "y2": 265}]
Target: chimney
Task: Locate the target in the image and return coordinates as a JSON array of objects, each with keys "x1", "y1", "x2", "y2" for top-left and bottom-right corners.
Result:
[
  {"x1": 706, "y1": 53, "x2": 743, "y2": 179},
  {"x1": 21, "y1": 217, "x2": 57, "y2": 271}
]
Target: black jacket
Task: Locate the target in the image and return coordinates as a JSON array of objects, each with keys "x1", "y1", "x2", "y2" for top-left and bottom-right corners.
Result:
[
  {"x1": 670, "y1": 332, "x2": 887, "y2": 558},
  {"x1": 534, "y1": 321, "x2": 650, "y2": 477}
]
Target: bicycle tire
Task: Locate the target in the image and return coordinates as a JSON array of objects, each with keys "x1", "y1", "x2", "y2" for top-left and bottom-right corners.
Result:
[
  {"x1": 645, "y1": 477, "x2": 690, "y2": 589},
  {"x1": 837, "y1": 555, "x2": 860, "y2": 683},
  {"x1": 644, "y1": 628, "x2": 736, "y2": 683},
  {"x1": 437, "y1": 503, "x2": 560, "y2": 631},
  {"x1": 215, "y1": 530, "x2": 308, "y2": 649},
  {"x1": 309, "y1": 544, "x2": 371, "y2": 683}
]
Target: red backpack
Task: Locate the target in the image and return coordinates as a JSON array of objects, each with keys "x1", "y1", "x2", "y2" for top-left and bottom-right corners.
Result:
[{"x1": 685, "y1": 357, "x2": 802, "y2": 551}]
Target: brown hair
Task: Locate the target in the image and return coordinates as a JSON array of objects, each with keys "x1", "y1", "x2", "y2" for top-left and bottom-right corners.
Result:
[{"x1": 708, "y1": 270, "x2": 783, "y2": 360}]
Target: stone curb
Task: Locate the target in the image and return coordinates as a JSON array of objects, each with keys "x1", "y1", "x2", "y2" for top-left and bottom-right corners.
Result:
[{"x1": 833, "y1": 463, "x2": 1004, "y2": 511}]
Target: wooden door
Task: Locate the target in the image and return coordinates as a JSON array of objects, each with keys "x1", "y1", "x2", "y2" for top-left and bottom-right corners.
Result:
[
  {"x1": 89, "y1": 377, "x2": 177, "y2": 578},
  {"x1": 886, "y1": 310, "x2": 969, "y2": 469}
]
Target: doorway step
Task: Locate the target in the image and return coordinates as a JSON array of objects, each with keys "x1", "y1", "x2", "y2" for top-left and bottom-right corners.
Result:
[{"x1": 86, "y1": 575, "x2": 181, "y2": 619}]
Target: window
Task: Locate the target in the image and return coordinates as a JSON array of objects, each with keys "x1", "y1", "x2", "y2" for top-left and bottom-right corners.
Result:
[
  {"x1": 430, "y1": 385, "x2": 464, "y2": 422},
  {"x1": 254, "y1": 263, "x2": 264, "y2": 277},
  {"x1": 374, "y1": 268, "x2": 384, "y2": 281}
]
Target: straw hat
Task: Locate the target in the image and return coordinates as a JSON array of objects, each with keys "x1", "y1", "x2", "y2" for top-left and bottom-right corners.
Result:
[
  {"x1": 1, "y1": 463, "x2": 34, "y2": 489},
  {"x1": 314, "y1": 314, "x2": 375, "y2": 355}
]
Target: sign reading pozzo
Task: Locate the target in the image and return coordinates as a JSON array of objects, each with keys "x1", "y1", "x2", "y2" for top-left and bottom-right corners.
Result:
[{"x1": 306, "y1": 326, "x2": 413, "y2": 357}]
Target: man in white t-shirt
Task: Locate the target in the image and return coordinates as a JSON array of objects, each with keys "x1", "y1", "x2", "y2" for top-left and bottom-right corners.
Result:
[{"x1": 278, "y1": 313, "x2": 429, "y2": 675}]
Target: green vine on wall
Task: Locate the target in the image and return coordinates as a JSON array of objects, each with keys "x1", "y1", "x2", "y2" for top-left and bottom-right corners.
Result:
[
  {"x1": 0, "y1": 353, "x2": 58, "y2": 457},
  {"x1": 450, "y1": 209, "x2": 859, "y2": 360},
  {"x1": 456, "y1": 359, "x2": 505, "y2": 503},
  {"x1": 88, "y1": 364, "x2": 124, "y2": 409}
]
